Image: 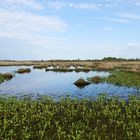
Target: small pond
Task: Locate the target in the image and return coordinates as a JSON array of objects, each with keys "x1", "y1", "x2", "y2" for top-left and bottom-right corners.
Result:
[{"x1": 0, "y1": 66, "x2": 139, "y2": 99}]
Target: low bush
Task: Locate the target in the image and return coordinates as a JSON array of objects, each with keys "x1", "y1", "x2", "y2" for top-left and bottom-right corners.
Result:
[{"x1": 1, "y1": 95, "x2": 140, "y2": 139}]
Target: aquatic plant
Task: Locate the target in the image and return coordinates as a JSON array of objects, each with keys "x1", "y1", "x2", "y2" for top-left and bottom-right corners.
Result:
[
  {"x1": 0, "y1": 95, "x2": 140, "y2": 139},
  {"x1": 0, "y1": 73, "x2": 4, "y2": 83},
  {"x1": 104, "y1": 71, "x2": 140, "y2": 88}
]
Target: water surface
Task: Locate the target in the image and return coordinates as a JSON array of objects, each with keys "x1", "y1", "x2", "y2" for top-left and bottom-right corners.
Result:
[{"x1": 0, "y1": 66, "x2": 138, "y2": 98}]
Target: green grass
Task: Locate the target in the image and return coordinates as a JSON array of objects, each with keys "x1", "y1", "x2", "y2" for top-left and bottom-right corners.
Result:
[
  {"x1": 0, "y1": 74, "x2": 4, "y2": 83},
  {"x1": 88, "y1": 71, "x2": 140, "y2": 88},
  {"x1": 1, "y1": 95, "x2": 140, "y2": 139},
  {"x1": 104, "y1": 71, "x2": 140, "y2": 88}
]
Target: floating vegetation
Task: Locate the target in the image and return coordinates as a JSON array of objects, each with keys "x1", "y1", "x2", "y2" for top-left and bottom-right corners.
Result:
[{"x1": 0, "y1": 95, "x2": 140, "y2": 139}]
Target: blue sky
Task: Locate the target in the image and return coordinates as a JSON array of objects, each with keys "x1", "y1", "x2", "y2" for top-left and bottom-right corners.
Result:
[{"x1": 0, "y1": 0, "x2": 140, "y2": 60}]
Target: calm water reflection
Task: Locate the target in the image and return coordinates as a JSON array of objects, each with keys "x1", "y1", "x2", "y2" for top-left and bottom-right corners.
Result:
[{"x1": 0, "y1": 66, "x2": 138, "y2": 98}]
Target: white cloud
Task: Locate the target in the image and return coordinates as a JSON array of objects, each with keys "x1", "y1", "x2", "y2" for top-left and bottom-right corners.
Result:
[
  {"x1": 48, "y1": 2, "x2": 101, "y2": 10},
  {"x1": 101, "y1": 27, "x2": 113, "y2": 31},
  {"x1": 128, "y1": 43, "x2": 139, "y2": 48},
  {"x1": 47, "y1": 0, "x2": 140, "y2": 10},
  {"x1": 0, "y1": 0, "x2": 44, "y2": 10},
  {"x1": 47, "y1": 2, "x2": 66, "y2": 9},
  {"x1": 0, "y1": 10, "x2": 67, "y2": 45},
  {"x1": 94, "y1": 12, "x2": 140, "y2": 24},
  {"x1": 0, "y1": 0, "x2": 67, "y2": 45},
  {"x1": 0, "y1": 10, "x2": 67, "y2": 33},
  {"x1": 105, "y1": 47, "x2": 120, "y2": 52},
  {"x1": 105, "y1": 17, "x2": 131, "y2": 23},
  {"x1": 0, "y1": 30, "x2": 66, "y2": 46},
  {"x1": 118, "y1": 12, "x2": 140, "y2": 21},
  {"x1": 101, "y1": 27, "x2": 112, "y2": 31},
  {"x1": 92, "y1": 17, "x2": 131, "y2": 23},
  {"x1": 105, "y1": 0, "x2": 140, "y2": 6},
  {"x1": 77, "y1": 3, "x2": 100, "y2": 9}
]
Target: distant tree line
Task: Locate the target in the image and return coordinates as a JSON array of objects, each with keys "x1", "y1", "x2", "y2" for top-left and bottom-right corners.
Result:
[
  {"x1": 102, "y1": 57, "x2": 140, "y2": 61},
  {"x1": 47, "y1": 57, "x2": 140, "y2": 62}
]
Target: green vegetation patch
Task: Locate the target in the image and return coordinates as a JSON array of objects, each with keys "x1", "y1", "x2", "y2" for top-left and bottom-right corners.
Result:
[
  {"x1": 88, "y1": 71, "x2": 140, "y2": 88},
  {"x1": 104, "y1": 71, "x2": 140, "y2": 88},
  {"x1": 0, "y1": 73, "x2": 4, "y2": 83},
  {"x1": 1, "y1": 95, "x2": 140, "y2": 139}
]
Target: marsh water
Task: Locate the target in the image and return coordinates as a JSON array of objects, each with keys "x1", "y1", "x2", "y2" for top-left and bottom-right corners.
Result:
[{"x1": 0, "y1": 66, "x2": 138, "y2": 98}]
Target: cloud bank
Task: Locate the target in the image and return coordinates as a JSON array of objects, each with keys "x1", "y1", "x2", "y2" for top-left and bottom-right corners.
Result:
[{"x1": 0, "y1": 0, "x2": 67, "y2": 45}]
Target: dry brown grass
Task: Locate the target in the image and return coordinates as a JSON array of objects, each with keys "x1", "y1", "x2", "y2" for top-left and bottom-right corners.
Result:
[{"x1": 0, "y1": 60, "x2": 140, "y2": 73}]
